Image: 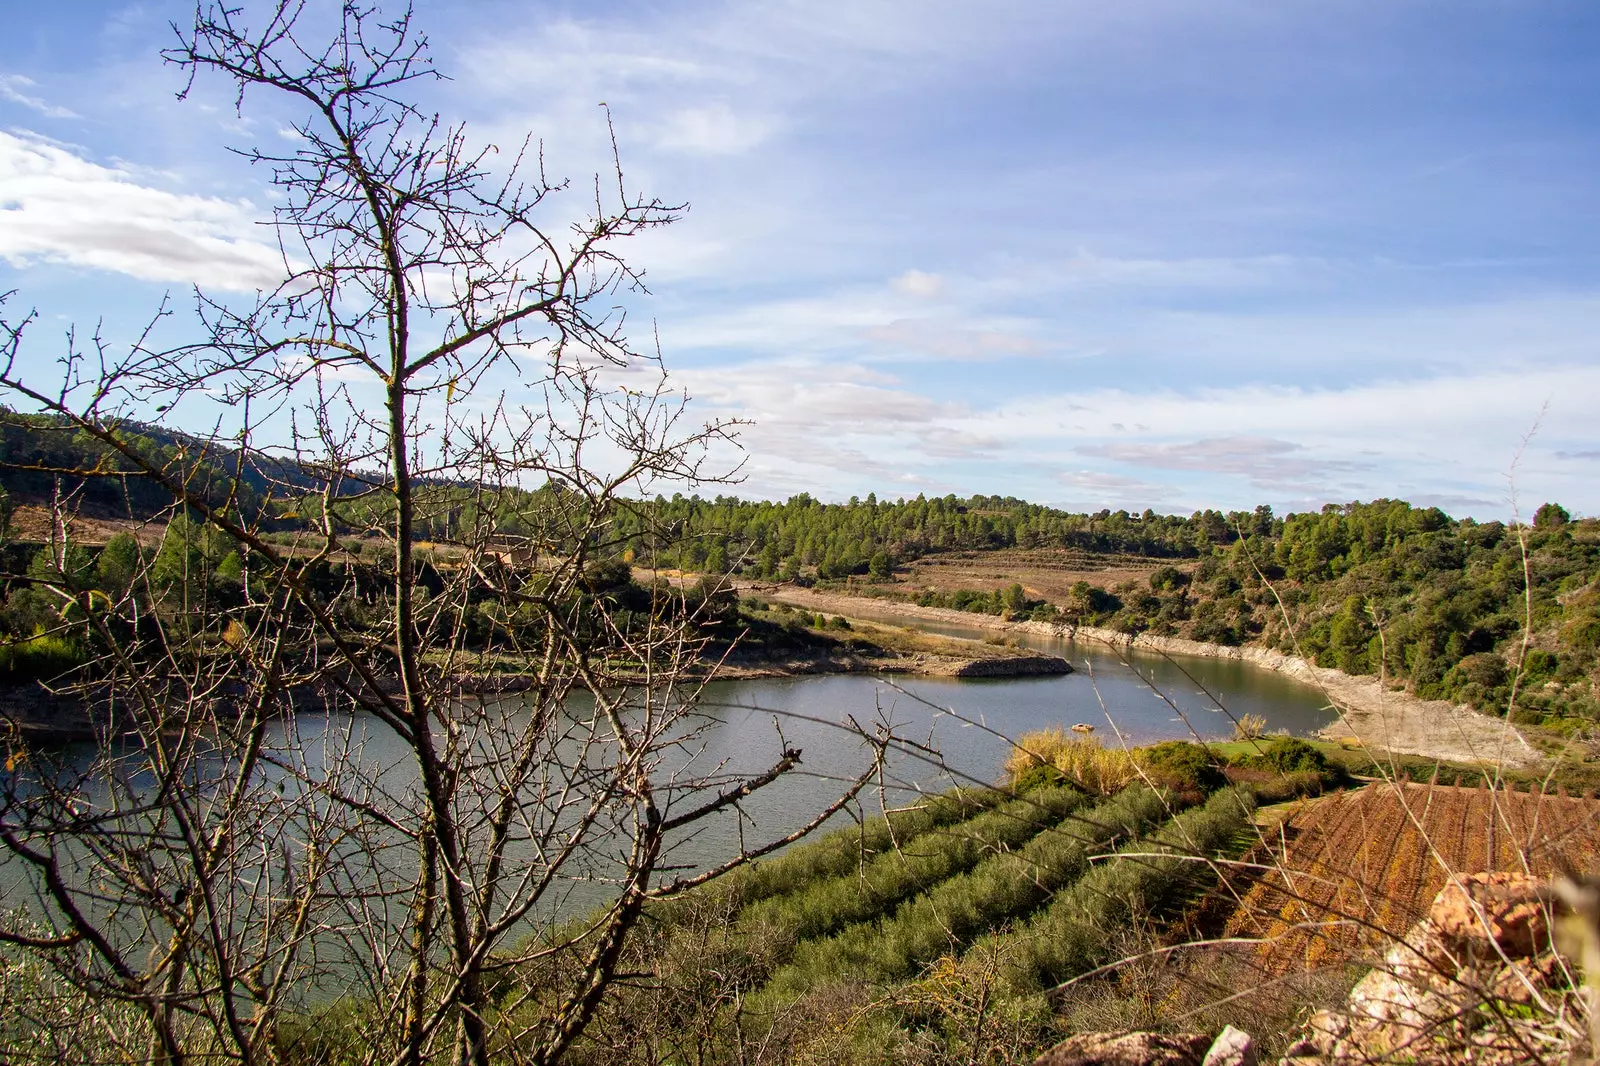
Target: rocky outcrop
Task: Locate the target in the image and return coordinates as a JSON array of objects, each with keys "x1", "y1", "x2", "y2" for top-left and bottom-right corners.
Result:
[
  {"x1": 1034, "y1": 1030, "x2": 1213, "y2": 1066},
  {"x1": 1288, "y1": 872, "x2": 1583, "y2": 1065},
  {"x1": 1032, "y1": 874, "x2": 1586, "y2": 1066},
  {"x1": 1202, "y1": 1026, "x2": 1258, "y2": 1066},
  {"x1": 934, "y1": 653, "x2": 1072, "y2": 678},
  {"x1": 1033, "y1": 1027, "x2": 1259, "y2": 1066}
]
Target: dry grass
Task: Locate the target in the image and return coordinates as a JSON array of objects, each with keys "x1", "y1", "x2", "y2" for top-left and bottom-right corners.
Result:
[
  {"x1": 893, "y1": 548, "x2": 1183, "y2": 602},
  {"x1": 1006, "y1": 729, "x2": 1145, "y2": 795},
  {"x1": 1232, "y1": 713, "x2": 1268, "y2": 741}
]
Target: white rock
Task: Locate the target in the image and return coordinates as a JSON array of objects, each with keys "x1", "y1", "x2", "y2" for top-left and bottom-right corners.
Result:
[{"x1": 1202, "y1": 1024, "x2": 1257, "y2": 1066}]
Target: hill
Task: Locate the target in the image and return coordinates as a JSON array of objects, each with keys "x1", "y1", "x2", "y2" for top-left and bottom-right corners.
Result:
[{"x1": 0, "y1": 418, "x2": 1594, "y2": 729}]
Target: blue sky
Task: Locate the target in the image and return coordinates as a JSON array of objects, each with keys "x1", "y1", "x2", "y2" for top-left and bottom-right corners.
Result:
[{"x1": 2, "y1": 1, "x2": 1598, "y2": 518}]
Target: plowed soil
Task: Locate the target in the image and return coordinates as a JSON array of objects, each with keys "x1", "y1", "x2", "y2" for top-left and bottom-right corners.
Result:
[{"x1": 1222, "y1": 782, "x2": 1600, "y2": 975}]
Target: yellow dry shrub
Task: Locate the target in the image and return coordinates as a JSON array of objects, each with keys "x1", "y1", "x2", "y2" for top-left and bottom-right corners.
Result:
[{"x1": 1005, "y1": 728, "x2": 1144, "y2": 796}]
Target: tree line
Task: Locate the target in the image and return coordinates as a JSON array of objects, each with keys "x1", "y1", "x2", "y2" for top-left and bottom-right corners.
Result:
[{"x1": 861, "y1": 498, "x2": 1597, "y2": 729}]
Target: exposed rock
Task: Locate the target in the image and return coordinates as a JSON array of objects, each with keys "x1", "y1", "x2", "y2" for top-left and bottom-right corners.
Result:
[
  {"x1": 1281, "y1": 1037, "x2": 1320, "y2": 1059},
  {"x1": 1033, "y1": 1030, "x2": 1211, "y2": 1066},
  {"x1": 1335, "y1": 967, "x2": 1452, "y2": 1059},
  {"x1": 1428, "y1": 872, "x2": 1550, "y2": 958},
  {"x1": 1286, "y1": 873, "x2": 1582, "y2": 1065},
  {"x1": 942, "y1": 653, "x2": 1072, "y2": 678},
  {"x1": 1201, "y1": 1025, "x2": 1257, "y2": 1066}
]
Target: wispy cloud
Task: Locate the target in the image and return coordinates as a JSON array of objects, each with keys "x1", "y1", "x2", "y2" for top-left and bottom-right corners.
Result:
[
  {"x1": 0, "y1": 74, "x2": 78, "y2": 119},
  {"x1": 891, "y1": 269, "x2": 947, "y2": 299},
  {"x1": 1078, "y1": 436, "x2": 1371, "y2": 490},
  {"x1": 861, "y1": 319, "x2": 1046, "y2": 361},
  {"x1": 0, "y1": 130, "x2": 283, "y2": 290}
]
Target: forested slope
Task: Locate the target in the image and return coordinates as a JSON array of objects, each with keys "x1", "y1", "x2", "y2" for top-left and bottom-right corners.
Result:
[
  {"x1": 618, "y1": 494, "x2": 1599, "y2": 728},
  {"x1": 0, "y1": 420, "x2": 1592, "y2": 725}
]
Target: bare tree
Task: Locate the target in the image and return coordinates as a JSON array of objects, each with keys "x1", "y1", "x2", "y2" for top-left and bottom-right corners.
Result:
[{"x1": 0, "y1": 3, "x2": 893, "y2": 1063}]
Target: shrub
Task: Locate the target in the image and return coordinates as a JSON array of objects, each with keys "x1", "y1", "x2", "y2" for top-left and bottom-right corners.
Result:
[
  {"x1": 755, "y1": 786, "x2": 1176, "y2": 1008},
  {"x1": 1138, "y1": 741, "x2": 1225, "y2": 796},
  {"x1": 1232, "y1": 712, "x2": 1267, "y2": 740},
  {"x1": 1235, "y1": 736, "x2": 1329, "y2": 774},
  {"x1": 992, "y1": 788, "x2": 1257, "y2": 994},
  {"x1": 711, "y1": 787, "x2": 1008, "y2": 911},
  {"x1": 0, "y1": 629, "x2": 88, "y2": 681},
  {"x1": 1237, "y1": 768, "x2": 1332, "y2": 802},
  {"x1": 737, "y1": 787, "x2": 1086, "y2": 947},
  {"x1": 1011, "y1": 762, "x2": 1069, "y2": 794}
]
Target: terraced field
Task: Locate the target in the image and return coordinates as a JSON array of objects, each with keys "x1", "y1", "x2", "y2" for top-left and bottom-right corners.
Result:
[
  {"x1": 565, "y1": 778, "x2": 1262, "y2": 1064},
  {"x1": 1223, "y1": 781, "x2": 1600, "y2": 975}
]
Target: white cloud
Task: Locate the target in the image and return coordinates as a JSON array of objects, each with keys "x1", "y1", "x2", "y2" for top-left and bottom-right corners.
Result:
[
  {"x1": 654, "y1": 102, "x2": 773, "y2": 155},
  {"x1": 0, "y1": 130, "x2": 284, "y2": 290},
  {"x1": 0, "y1": 75, "x2": 78, "y2": 120},
  {"x1": 891, "y1": 269, "x2": 947, "y2": 299},
  {"x1": 666, "y1": 353, "x2": 1599, "y2": 514},
  {"x1": 861, "y1": 319, "x2": 1045, "y2": 360}
]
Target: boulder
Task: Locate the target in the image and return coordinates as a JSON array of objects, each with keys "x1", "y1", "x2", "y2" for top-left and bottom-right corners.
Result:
[
  {"x1": 1428, "y1": 872, "x2": 1550, "y2": 958},
  {"x1": 1034, "y1": 1030, "x2": 1212, "y2": 1066},
  {"x1": 1201, "y1": 1025, "x2": 1257, "y2": 1066},
  {"x1": 1289, "y1": 874, "x2": 1575, "y2": 1064},
  {"x1": 1339, "y1": 967, "x2": 1450, "y2": 1057}
]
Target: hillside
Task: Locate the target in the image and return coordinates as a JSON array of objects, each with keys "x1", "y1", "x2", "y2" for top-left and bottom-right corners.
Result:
[
  {"x1": 274, "y1": 746, "x2": 1592, "y2": 1066},
  {"x1": 1, "y1": 420, "x2": 1594, "y2": 730},
  {"x1": 628, "y1": 495, "x2": 1599, "y2": 731}
]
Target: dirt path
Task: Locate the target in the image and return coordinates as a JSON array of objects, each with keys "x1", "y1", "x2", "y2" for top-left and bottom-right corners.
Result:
[{"x1": 748, "y1": 584, "x2": 1543, "y2": 769}]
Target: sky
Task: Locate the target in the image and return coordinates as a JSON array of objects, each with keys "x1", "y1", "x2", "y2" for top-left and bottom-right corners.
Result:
[{"x1": 2, "y1": 1, "x2": 1598, "y2": 520}]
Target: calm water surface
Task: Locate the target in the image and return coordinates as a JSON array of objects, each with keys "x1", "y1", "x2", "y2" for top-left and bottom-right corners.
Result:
[
  {"x1": 647, "y1": 613, "x2": 1335, "y2": 884},
  {"x1": 2, "y1": 615, "x2": 1336, "y2": 940}
]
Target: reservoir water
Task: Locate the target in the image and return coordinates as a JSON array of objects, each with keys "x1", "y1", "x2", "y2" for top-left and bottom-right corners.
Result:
[
  {"x1": 1, "y1": 614, "x2": 1336, "y2": 945},
  {"x1": 634, "y1": 613, "x2": 1335, "y2": 894}
]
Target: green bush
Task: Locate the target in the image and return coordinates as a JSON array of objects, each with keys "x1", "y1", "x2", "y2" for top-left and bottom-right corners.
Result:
[
  {"x1": 0, "y1": 630, "x2": 87, "y2": 681},
  {"x1": 1239, "y1": 768, "x2": 1333, "y2": 803},
  {"x1": 714, "y1": 787, "x2": 1007, "y2": 910},
  {"x1": 737, "y1": 787, "x2": 1085, "y2": 946},
  {"x1": 1234, "y1": 736, "x2": 1329, "y2": 774},
  {"x1": 1138, "y1": 741, "x2": 1225, "y2": 795},
  {"x1": 991, "y1": 787, "x2": 1257, "y2": 994},
  {"x1": 1011, "y1": 762, "x2": 1069, "y2": 794}
]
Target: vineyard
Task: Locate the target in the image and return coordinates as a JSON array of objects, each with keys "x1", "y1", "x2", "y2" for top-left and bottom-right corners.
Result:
[{"x1": 1222, "y1": 781, "x2": 1600, "y2": 976}]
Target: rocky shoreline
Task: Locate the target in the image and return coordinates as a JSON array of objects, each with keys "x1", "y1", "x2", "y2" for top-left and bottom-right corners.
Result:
[
  {"x1": 750, "y1": 585, "x2": 1543, "y2": 769},
  {"x1": 707, "y1": 649, "x2": 1072, "y2": 680}
]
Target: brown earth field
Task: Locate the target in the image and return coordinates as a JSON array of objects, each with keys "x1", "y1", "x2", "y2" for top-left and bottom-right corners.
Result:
[
  {"x1": 6, "y1": 505, "x2": 167, "y2": 548},
  {"x1": 887, "y1": 547, "x2": 1186, "y2": 602},
  {"x1": 1214, "y1": 782, "x2": 1600, "y2": 978}
]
